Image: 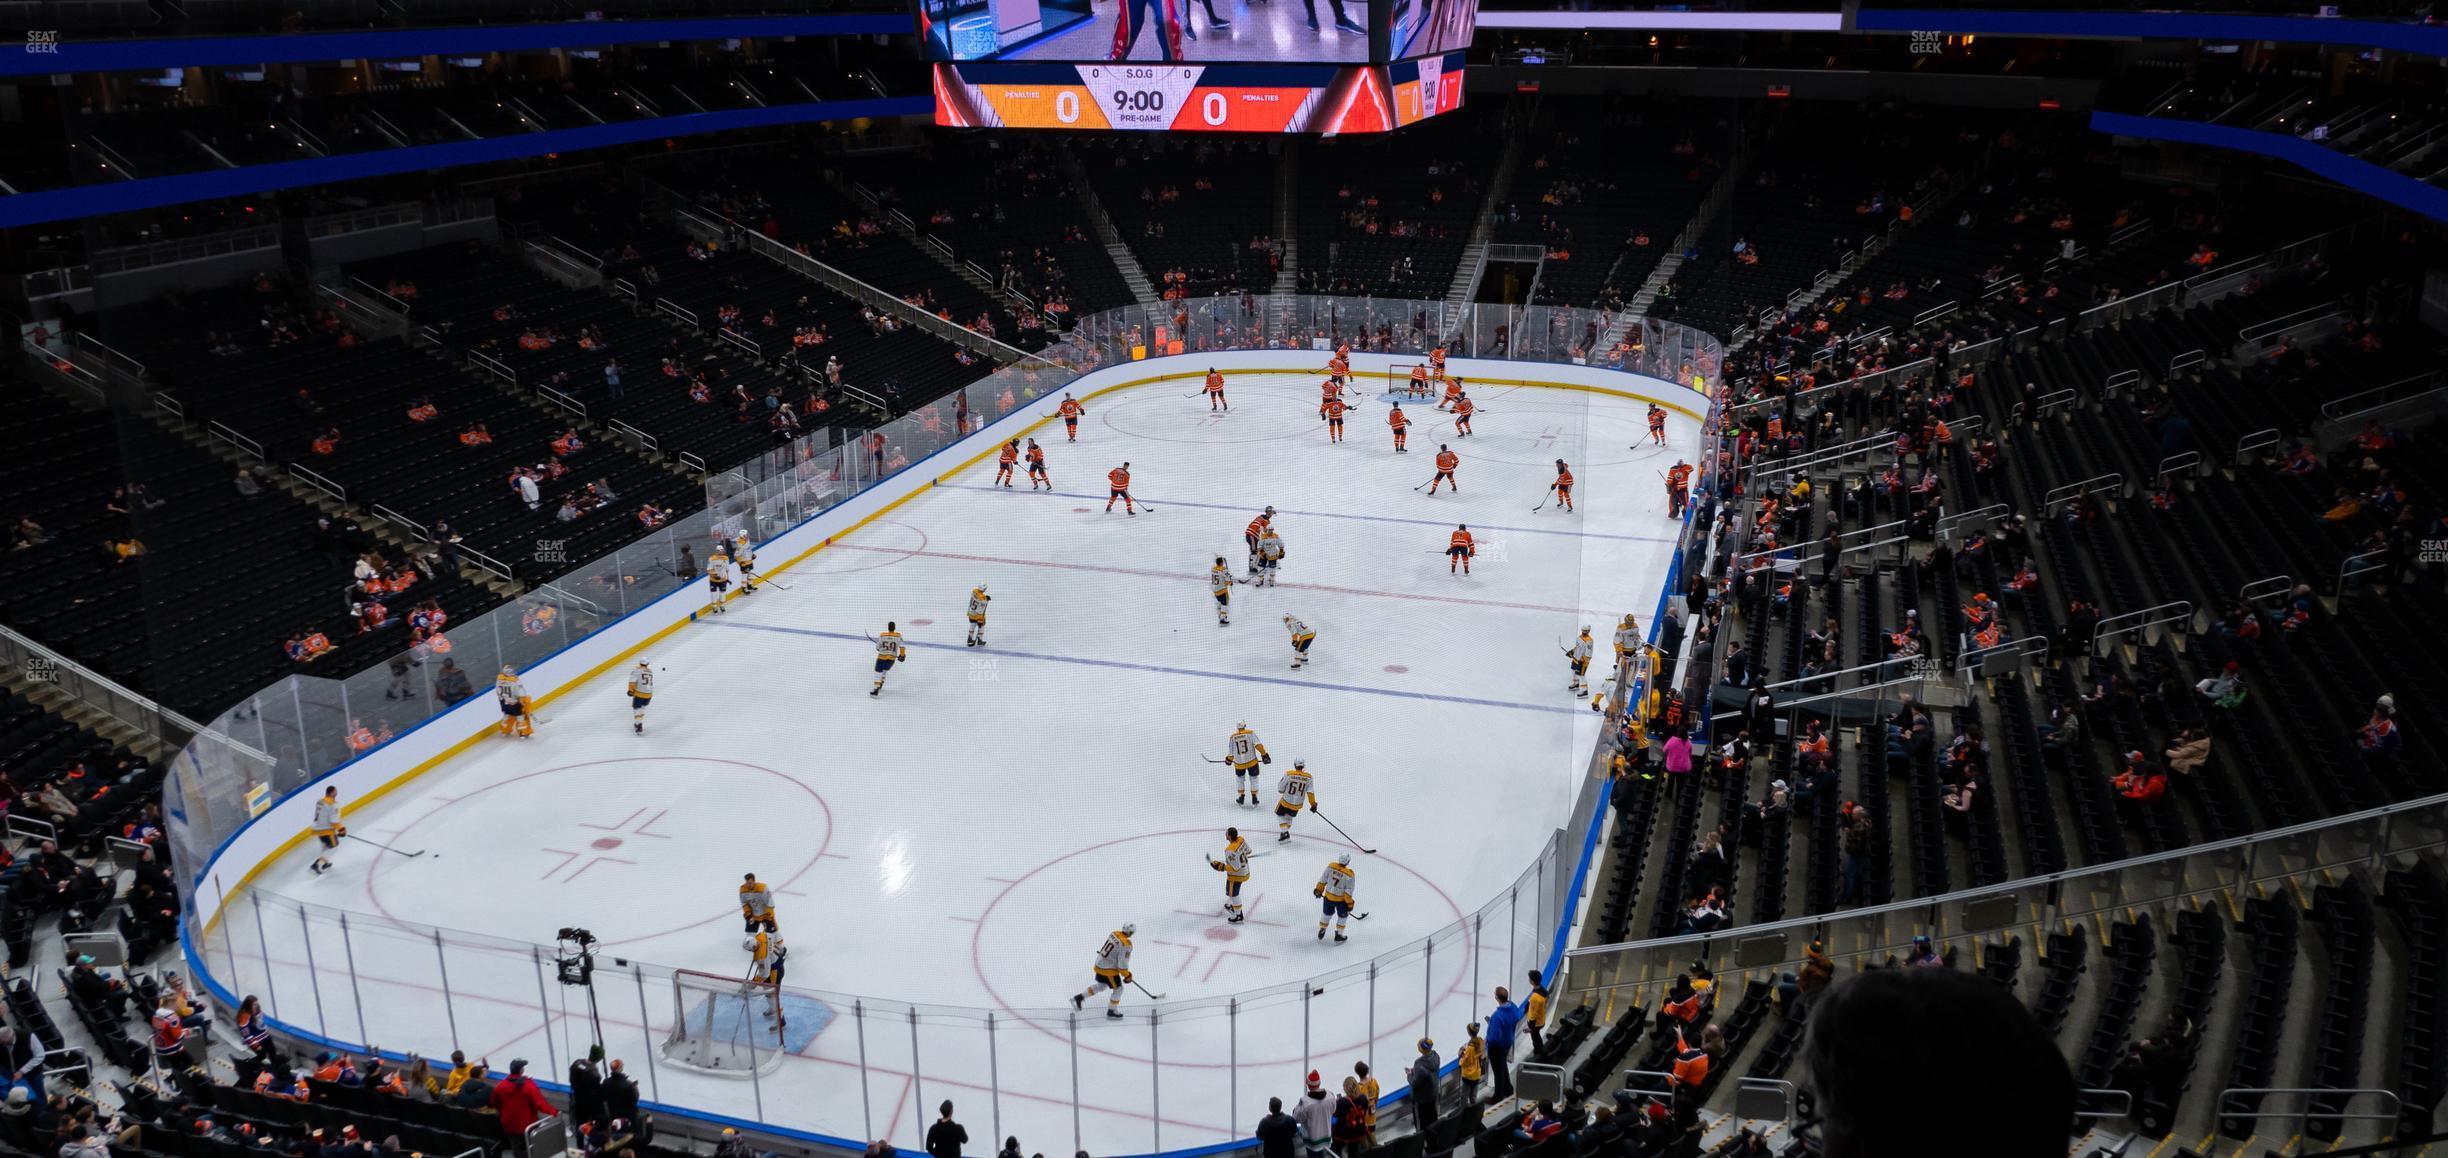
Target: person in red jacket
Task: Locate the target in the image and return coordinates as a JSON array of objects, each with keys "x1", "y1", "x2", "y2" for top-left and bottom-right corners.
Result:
[{"x1": 490, "y1": 1059, "x2": 558, "y2": 1147}]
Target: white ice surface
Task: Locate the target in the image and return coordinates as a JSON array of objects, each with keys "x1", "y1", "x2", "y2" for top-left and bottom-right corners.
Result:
[{"x1": 208, "y1": 375, "x2": 1696, "y2": 1155}]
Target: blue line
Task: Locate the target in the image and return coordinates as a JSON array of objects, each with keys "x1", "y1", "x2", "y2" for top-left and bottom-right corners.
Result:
[
  {"x1": 939, "y1": 483, "x2": 1682, "y2": 545},
  {"x1": 705, "y1": 619, "x2": 1586, "y2": 716}
]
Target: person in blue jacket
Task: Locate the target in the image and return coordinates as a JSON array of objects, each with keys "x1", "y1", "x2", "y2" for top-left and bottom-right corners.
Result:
[{"x1": 1483, "y1": 986, "x2": 1523, "y2": 1104}]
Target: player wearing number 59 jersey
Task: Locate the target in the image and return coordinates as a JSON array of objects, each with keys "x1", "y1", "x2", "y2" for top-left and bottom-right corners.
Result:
[
  {"x1": 1275, "y1": 760, "x2": 1316, "y2": 842},
  {"x1": 966, "y1": 585, "x2": 992, "y2": 647},
  {"x1": 1071, "y1": 924, "x2": 1136, "y2": 1019},
  {"x1": 869, "y1": 623, "x2": 906, "y2": 697},
  {"x1": 1315, "y1": 852, "x2": 1357, "y2": 942},
  {"x1": 1227, "y1": 721, "x2": 1271, "y2": 803},
  {"x1": 1211, "y1": 557, "x2": 1235, "y2": 626},
  {"x1": 1209, "y1": 828, "x2": 1252, "y2": 923}
]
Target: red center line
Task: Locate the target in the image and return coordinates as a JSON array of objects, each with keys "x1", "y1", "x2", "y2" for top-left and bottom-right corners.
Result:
[{"x1": 830, "y1": 542, "x2": 1604, "y2": 616}]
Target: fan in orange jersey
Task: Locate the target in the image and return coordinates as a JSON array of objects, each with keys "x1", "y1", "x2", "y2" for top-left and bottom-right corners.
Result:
[
  {"x1": 1025, "y1": 438, "x2": 1050, "y2": 490},
  {"x1": 1407, "y1": 363, "x2": 1433, "y2": 400},
  {"x1": 1440, "y1": 374, "x2": 1466, "y2": 412},
  {"x1": 1322, "y1": 397, "x2": 1349, "y2": 443},
  {"x1": 1447, "y1": 524, "x2": 1475, "y2": 575},
  {"x1": 1244, "y1": 506, "x2": 1275, "y2": 576},
  {"x1": 1388, "y1": 403, "x2": 1411, "y2": 452},
  {"x1": 995, "y1": 439, "x2": 1020, "y2": 488},
  {"x1": 1058, "y1": 394, "x2": 1085, "y2": 442},
  {"x1": 1645, "y1": 404, "x2": 1668, "y2": 447},
  {"x1": 1204, "y1": 368, "x2": 1228, "y2": 411},
  {"x1": 1428, "y1": 445, "x2": 1461, "y2": 494},
  {"x1": 1452, "y1": 391, "x2": 1476, "y2": 437},
  {"x1": 1550, "y1": 460, "x2": 1575, "y2": 512},
  {"x1": 1106, "y1": 462, "x2": 1139, "y2": 515}
]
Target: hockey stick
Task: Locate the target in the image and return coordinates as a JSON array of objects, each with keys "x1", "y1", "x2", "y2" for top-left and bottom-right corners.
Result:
[
  {"x1": 345, "y1": 833, "x2": 427, "y2": 858},
  {"x1": 1533, "y1": 490, "x2": 1551, "y2": 512},
  {"x1": 1131, "y1": 979, "x2": 1168, "y2": 1000},
  {"x1": 1413, "y1": 477, "x2": 1438, "y2": 492},
  {"x1": 1201, "y1": 755, "x2": 1229, "y2": 764},
  {"x1": 1310, "y1": 808, "x2": 1377, "y2": 854}
]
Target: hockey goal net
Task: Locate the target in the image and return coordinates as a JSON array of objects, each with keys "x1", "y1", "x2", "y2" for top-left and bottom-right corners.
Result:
[
  {"x1": 661, "y1": 968, "x2": 788, "y2": 1077},
  {"x1": 1386, "y1": 363, "x2": 1446, "y2": 399}
]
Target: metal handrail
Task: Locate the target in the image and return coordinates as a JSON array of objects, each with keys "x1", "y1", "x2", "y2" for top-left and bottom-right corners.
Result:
[
  {"x1": 2238, "y1": 303, "x2": 2345, "y2": 345},
  {"x1": 2094, "y1": 600, "x2": 2194, "y2": 649},
  {"x1": 2104, "y1": 369, "x2": 2142, "y2": 396},
  {"x1": 608, "y1": 418, "x2": 659, "y2": 452},
  {"x1": 468, "y1": 350, "x2": 516, "y2": 385},
  {"x1": 535, "y1": 384, "x2": 588, "y2": 418},
  {"x1": 2042, "y1": 473, "x2": 2121, "y2": 512},
  {"x1": 611, "y1": 278, "x2": 638, "y2": 301},
  {"x1": 677, "y1": 450, "x2": 708, "y2": 474},
  {"x1": 2238, "y1": 574, "x2": 2293, "y2": 604},
  {"x1": 2157, "y1": 451, "x2": 2201, "y2": 479},
  {"x1": 1957, "y1": 634, "x2": 2050, "y2": 673},
  {"x1": 209, "y1": 421, "x2": 264, "y2": 462},
  {"x1": 287, "y1": 462, "x2": 347, "y2": 502},
  {"x1": 1936, "y1": 503, "x2": 2010, "y2": 540},
  {"x1": 2216, "y1": 1087, "x2": 2402, "y2": 1125},
  {"x1": 72, "y1": 331, "x2": 146, "y2": 380},
  {"x1": 372, "y1": 504, "x2": 428, "y2": 539},
  {"x1": 656, "y1": 299, "x2": 701, "y2": 328},
  {"x1": 1911, "y1": 301, "x2": 1958, "y2": 327},
  {"x1": 2340, "y1": 548, "x2": 2390, "y2": 593},
  {"x1": 2320, "y1": 369, "x2": 2443, "y2": 419},
  {"x1": 457, "y1": 544, "x2": 515, "y2": 584},
  {"x1": 150, "y1": 392, "x2": 184, "y2": 422},
  {"x1": 2034, "y1": 388, "x2": 2080, "y2": 415},
  {"x1": 719, "y1": 328, "x2": 762, "y2": 359},
  {"x1": 2073, "y1": 1088, "x2": 2135, "y2": 1122},
  {"x1": 2235, "y1": 428, "x2": 2284, "y2": 461}
]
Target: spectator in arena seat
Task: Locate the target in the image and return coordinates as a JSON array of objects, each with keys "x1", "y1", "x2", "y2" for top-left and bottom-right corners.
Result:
[
  {"x1": 2359, "y1": 707, "x2": 2404, "y2": 772},
  {"x1": 433, "y1": 659, "x2": 475, "y2": 706},
  {"x1": 104, "y1": 536, "x2": 145, "y2": 564},
  {"x1": 2166, "y1": 728, "x2": 2211, "y2": 776},
  {"x1": 1836, "y1": 805, "x2": 1873, "y2": 906},
  {"x1": 1800, "y1": 967, "x2": 2073, "y2": 1157}
]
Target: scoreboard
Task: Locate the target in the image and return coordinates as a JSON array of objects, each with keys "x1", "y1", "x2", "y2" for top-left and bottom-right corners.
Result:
[{"x1": 932, "y1": 54, "x2": 1465, "y2": 134}]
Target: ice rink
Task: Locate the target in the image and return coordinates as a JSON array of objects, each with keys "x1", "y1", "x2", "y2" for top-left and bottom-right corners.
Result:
[{"x1": 208, "y1": 371, "x2": 1697, "y2": 1154}]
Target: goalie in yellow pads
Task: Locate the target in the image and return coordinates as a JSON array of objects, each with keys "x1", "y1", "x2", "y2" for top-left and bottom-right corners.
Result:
[{"x1": 496, "y1": 666, "x2": 534, "y2": 737}]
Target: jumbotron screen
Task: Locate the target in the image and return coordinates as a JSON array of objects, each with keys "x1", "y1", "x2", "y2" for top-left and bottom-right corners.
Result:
[
  {"x1": 920, "y1": 0, "x2": 1473, "y2": 133},
  {"x1": 932, "y1": 52, "x2": 1462, "y2": 133}
]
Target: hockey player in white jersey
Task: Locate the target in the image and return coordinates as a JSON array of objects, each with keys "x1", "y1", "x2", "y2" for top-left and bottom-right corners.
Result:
[
  {"x1": 309, "y1": 786, "x2": 344, "y2": 875},
  {"x1": 1274, "y1": 760, "x2": 1317, "y2": 842},
  {"x1": 1254, "y1": 527, "x2": 1285, "y2": 588},
  {"x1": 1226, "y1": 721, "x2": 1271, "y2": 805},
  {"x1": 704, "y1": 548, "x2": 733, "y2": 615},
  {"x1": 1284, "y1": 615, "x2": 1315, "y2": 669},
  {"x1": 626, "y1": 661, "x2": 655, "y2": 733},
  {"x1": 965, "y1": 584, "x2": 991, "y2": 647},
  {"x1": 1566, "y1": 627, "x2": 1595, "y2": 698},
  {"x1": 1314, "y1": 852, "x2": 1357, "y2": 942},
  {"x1": 1071, "y1": 924, "x2": 1136, "y2": 1019},
  {"x1": 732, "y1": 533, "x2": 759, "y2": 595},
  {"x1": 1210, "y1": 557, "x2": 1235, "y2": 625},
  {"x1": 1208, "y1": 828, "x2": 1253, "y2": 923},
  {"x1": 739, "y1": 872, "x2": 777, "y2": 933}
]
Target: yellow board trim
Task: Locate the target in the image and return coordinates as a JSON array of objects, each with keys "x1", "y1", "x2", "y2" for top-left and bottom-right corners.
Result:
[{"x1": 204, "y1": 366, "x2": 1704, "y2": 926}]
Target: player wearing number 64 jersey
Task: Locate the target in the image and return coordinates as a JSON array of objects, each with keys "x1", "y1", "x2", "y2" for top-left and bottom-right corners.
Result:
[
  {"x1": 1275, "y1": 760, "x2": 1316, "y2": 842},
  {"x1": 1315, "y1": 852, "x2": 1356, "y2": 942},
  {"x1": 1072, "y1": 924, "x2": 1135, "y2": 1019}
]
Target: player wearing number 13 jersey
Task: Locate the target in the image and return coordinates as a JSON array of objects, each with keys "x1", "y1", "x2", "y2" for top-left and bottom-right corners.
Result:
[
  {"x1": 1227, "y1": 721, "x2": 1271, "y2": 803},
  {"x1": 1072, "y1": 924, "x2": 1136, "y2": 1019}
]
